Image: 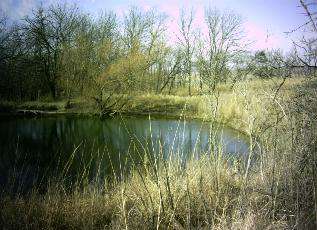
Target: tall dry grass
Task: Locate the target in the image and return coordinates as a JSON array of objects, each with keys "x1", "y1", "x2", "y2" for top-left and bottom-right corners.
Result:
[{"x1": 0, "y1": 77, "x2": 316, "y2": 229}]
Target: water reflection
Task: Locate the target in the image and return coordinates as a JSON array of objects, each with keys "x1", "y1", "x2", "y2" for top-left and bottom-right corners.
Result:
[{"x1": 0, "y1": 115, "x2": 250, "y2": 193}]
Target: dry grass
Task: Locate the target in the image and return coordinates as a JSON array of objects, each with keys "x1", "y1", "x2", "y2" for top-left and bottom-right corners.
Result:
[
  {"x1": 0, "y1": 76, "x2": 316, "y2": 229},
  {"x1": 0, "y1": 155, "x2": 270, "y2": 229}
]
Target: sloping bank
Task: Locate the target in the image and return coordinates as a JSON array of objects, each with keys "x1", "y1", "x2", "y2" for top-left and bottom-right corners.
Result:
[
  {"x1": 1, "y1": 79, "x2": 316, "y2": 229},
  {"x1": 0, "y1": 92, "x2": 262, "y2": 135}
]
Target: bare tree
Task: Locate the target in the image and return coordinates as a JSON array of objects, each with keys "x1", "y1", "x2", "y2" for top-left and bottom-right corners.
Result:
[
  {"x1": 200, "y1": 8, "x2": 245, "y2": 93},
  {"x1": 0, "y1": 13, "x2": 8, "y2": 62},
  {"x1": 159, "y1": 48, "x2": 183, "y2": 93},
  {"x1": 23, "y1": 4, "x2": 81, "y2": 99},
  {"x1": 287, "y1": 0, "x2": 317, "y2": 74},
  {"x1": 177, "y1": 8, "x2": 196, "y2": 95}
]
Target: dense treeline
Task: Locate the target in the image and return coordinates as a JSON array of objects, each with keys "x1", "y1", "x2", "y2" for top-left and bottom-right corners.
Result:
[{"x1": 0, "y1": 3, "x2": 313, "y2": 103}]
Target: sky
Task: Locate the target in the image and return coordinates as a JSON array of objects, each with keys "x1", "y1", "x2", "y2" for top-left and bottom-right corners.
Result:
[{"x1": 0, "y1": 0, "x2": 312, "y2": 51}]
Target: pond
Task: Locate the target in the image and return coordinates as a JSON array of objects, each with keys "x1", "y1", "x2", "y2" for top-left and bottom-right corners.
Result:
[{"x1": 0, "y1": 115, "x2": 251, "y2": 193}]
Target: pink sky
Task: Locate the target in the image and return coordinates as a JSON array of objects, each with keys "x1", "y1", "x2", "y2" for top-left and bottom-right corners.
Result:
[
  {"x1": 1, "y1": 0, "x2": 309, "y2": 51},
  {"x1": 153, "y1": 1, "x2": 285, "y2": 51}
]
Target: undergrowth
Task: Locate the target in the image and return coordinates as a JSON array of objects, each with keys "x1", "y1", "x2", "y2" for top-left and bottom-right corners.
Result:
[{"x1": 0, "y1": 77, "x2": 316, "y2": 229}]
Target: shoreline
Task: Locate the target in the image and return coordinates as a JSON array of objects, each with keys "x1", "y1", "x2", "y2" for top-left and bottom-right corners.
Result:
[{"x1": 0, "y1": 103, "x2": 251, "y2": 139}]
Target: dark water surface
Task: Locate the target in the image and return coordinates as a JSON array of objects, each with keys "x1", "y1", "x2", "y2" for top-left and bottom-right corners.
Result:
[{"x1": 0, "y1": 115, "x2": 250, "y2": 193}]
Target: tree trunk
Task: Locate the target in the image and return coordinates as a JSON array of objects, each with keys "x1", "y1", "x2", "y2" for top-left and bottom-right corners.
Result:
[
  {"x1": 188, "y1": 74, "x2": 191, "y2": 96},
  {"x1": 49, "y1": 81, "x2": 56, "y2": 100},
  {"x1": 199, "y1": 73, "x2": 203, "y2": 93}
]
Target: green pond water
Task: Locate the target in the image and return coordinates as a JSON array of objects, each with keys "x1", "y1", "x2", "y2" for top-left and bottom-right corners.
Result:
[{"x1": 0, "y1": 115, "x2": 251, "y2": 193}]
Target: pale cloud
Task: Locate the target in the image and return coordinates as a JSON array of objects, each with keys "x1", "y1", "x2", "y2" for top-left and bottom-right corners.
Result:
[
  {"x1": 0, "y1": 0, "x2": 38, "y2": 19},
  {"x1": 163, "y1": 4, "x2": 286, "y2": 50},
  {"x1": 0, "y1": 0, "x2": 78, "y2": 19},
  {"x1": 0, "y1": 0, "x2": 14, "y2": 16},
  {"x1": 158, "y1": 1, "x2": 179, "y2": 20},
  {"x1": 18, "y1": 0, "x2": 37, "y2": 17},
  {"x1": 113, "y1": 4, "x2": 129, "y2": 18},
  {"x1": 244, "y1": 21, "x2": 283, "y2": 51},
  {"x1": 0, "y1": 0, "x2": 292, "y2": 51},
  {"x1": 157, "y1": 1, "x2": 205, "y2": 45},
  {"x1": 154, "y1": 0, "x2": 289, "y2": 51},
  {"x1": 138, "y1": 0, "x2": 151, "y2": 11}
]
